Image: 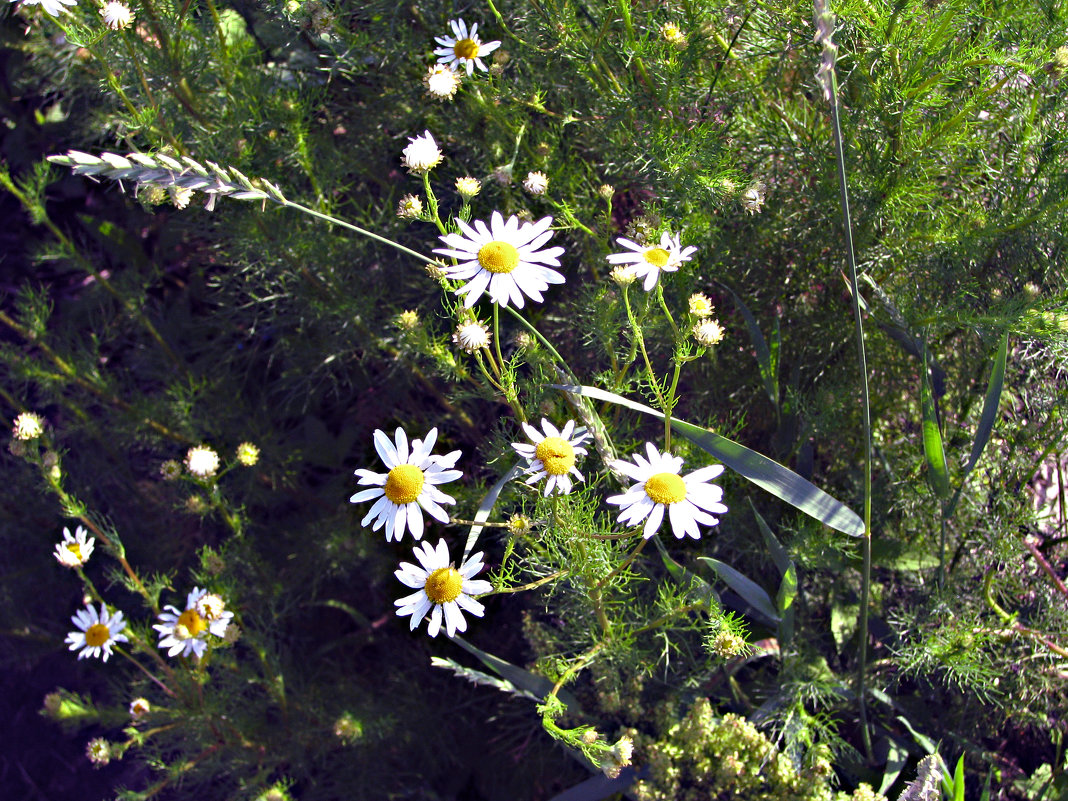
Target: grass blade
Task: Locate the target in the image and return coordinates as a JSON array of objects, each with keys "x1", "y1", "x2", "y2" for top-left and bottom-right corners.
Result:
[
  {"x1": 921, "y1": 351, "x2": 951, "y2": 499},
  {"x1": 551, "y1": 384, "x2": 865, "y2": 537},
  {"x1": 962, "y1": 331, "x2": 1008, "y2": 477},
  {"x1": 698, "y1": 557, "x2": 780, "y2": 623}
]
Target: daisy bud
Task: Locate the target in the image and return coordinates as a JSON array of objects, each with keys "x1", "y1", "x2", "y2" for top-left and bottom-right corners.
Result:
[
  {"x1": 507, "y1": 514, "x2": 532, "y2": 536},
  {"x1": 423, "y1": 64, "x2": 462, "y2": 100},
  {"x1": 693, "y1": 319, "x2": 726, "y2": 348},
  {"x1": 600, "y1": 735, "x2": 633, "y2": 779},
  {"x1": 709, "y1": 630, "x2": 747, "y2": 657},
  {"x1": 455, "y1": 176, "x2": 482, "y2": 200},
  {"x1": 581, "y1": 729, "x2": 600, "y2": 744},
  {"x1": 523, "y1": 170, "x2": 549, "y2": 195},
  {"x1": 334, "y1": 713, "x2": 364, "y2": 742},
  {"x1": 129, "y1": 697, "x2": 151, "y2": 719},
  {"x1": 688, "y1": 293, "x2": 714, "y2": 317},
  {"x1": 100, "y1": 1, "x2": 133, "y2": 30},
  {"x1": 396, "y1": 310, "x2": 420, "y2": 330},
  {"x1": 453, "y1": 320, "x2": 491, "y2": 353},
  {"x1": 235, "y1": 441, "x2": 260, "y2": 466},
  {"x1": 87, "y1": 738, "x2": 112, "y2": 767},
  {"x1": 492, "y1": 165, "x2": 513, "y2": 185},
  {"x1": 396, "y1": 194, "x2": 423, "y2": 219},
  {"x1": 425, "y1": 261, "x2": 448, "y2": 280},
  {"x1": 137, "y1": 182, "x2": 168, "y2": 206},
  {"x1": 159, "y1": 459, "x2": 182, "y2": 480},
  {"x1": 12, "y1": 411, "x2": 44, "y2": 440},
  {"x1": 609, "y1": 265, "x2": 637, "y2": 287},
  {"x1": 513, "y1": 331, "x2": 535, "y2": 350},
  {"x1": 661, "y1": 22, "x2": 687, "y2": 46},
  {"x1": 598, "y1": 184, "x2": 615, "y2": 200},
  {"x1": 185, "y1": 445, "x2": 220, "y2": 478},
  {"x1": 1053, "y1": 45, "x2": 1068, "y2": 76},
  {"x1": 401, "y1": 130, "x2": 443, "y2": 175}
]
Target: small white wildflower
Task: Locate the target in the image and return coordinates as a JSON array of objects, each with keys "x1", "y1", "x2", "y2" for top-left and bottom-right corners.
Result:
[
  {"x1": 423, "y1": 64, "x2": 462, "y2": 100},
  {"x1": 185, "y1": 445, "x2": 220, "y2": 478},
  {"x1": 86, "y1": 737, "x2": 111, "y2": 766},
  {"x1": 154, "y1": 587, "x2": 234, "y2": 659},
  {"x1": 12, "y1": 411, "x2": 44, "y2": 440},
  {"x1": 455, "y1": 176, "x2": 482, "y2": 200},
  {"x1": 14, "y1": 0, "x2": 77, "y2": 16},
  {"x1": 401, "y1": 130, "x2": 443, "y2": 175},
  {"x1": 54, "y1": 525, "x2": 95, "y2": 568},
  {"x1": 606, "y1": 232, "x2": 697, "y2": 292},
  {"x1": 523, "y1": 171, "x2": 549, "y2": 195},
  {"x1": 453, "y1": 320, "x2": 491, "y2": 353},
  {"x1": 433, "y1": 18, "x2": 501, "y2": 76},
  {"x1": 65, "y1": 603, "x2": 128, "y2": 662},
  {"x1": 100, "y1": 0, "x2": 132, "y2": 29},
  {"x1": 394, "y1": 539, "x2": 493, "y2": 637}
]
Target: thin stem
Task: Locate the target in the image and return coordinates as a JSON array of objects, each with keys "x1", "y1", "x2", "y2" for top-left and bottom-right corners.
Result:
[
  {"x1": 598, "y1": 534, "x2": 649, "y2": 587},
  {"x1": 490, "y1": 570, "x2": 569, "y2": 595},
  {"x1": 281, "y1": 200, "x2": 434, "y2": 264},
  {"x1": 825, "y1": 31, "x2": 874, "y2": 762},
  {"x1": 622, "y1": 287, "x2": 670, "y2": 444}
]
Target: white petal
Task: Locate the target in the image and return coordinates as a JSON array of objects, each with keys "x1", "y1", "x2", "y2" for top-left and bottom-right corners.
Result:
[{"x1": 643, "y1": 503, "x2": 665, "y2": 538}]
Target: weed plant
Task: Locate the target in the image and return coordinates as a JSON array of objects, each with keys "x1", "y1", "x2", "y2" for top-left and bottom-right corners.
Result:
[{"x1": 1, "y1": 0, "x2": 1067, "y2": 799}]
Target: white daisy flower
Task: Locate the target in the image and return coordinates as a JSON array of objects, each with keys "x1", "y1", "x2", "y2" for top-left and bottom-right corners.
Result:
[
  {"x1": 100, "y1": 0, "x2": 132, "y2": 29},
  {"x1": 65, "y1": 603, "x2": 128, "y2": 662},
  {"x1": 13, "y1": 0, "x2": 77, "y2": 16},
  {"x1": 433, "y1": 18, "x2": 501, "y2": 76},
  {"x1": 606, "y1": 443, "x2": 728, "y2": 539},
  {"x1": 153, "y1": 587, "x2": 234, "y2": 659},
  {"x1": 394, "y1": 539, "x2": 493, "y2": 637},
  {"x1": 349, "y1": 427, "x2": 462, "y2": 542},
  {"x1": 401, "y1": 130, "x2": 443, "y2": 174},
  {"x1": 523, "y1": 171, "x2": 548, "y2": 195},
  {"x1": 432, "y1": 211, "x2": 565, "y2": 309},
  {"x1": 693, "y1": 318, "x2": 726, "y2": 347},
  {"x1": 453, "y1": 320, "x2": 491, "y2": 353},
  {"x1": 605, "y1": 232, "x2": 698, "y2": 292},
  {"x1": 184, "y1": 445, "x2": 220, "y2": 478},
  {"x1": 129, "y1": 697, "x2": 151, "y2": 719},
  {"x1": 511, "y1": 418, "x2": 590, "y2": 496},
  {"x1": 54, "y1": 525, "x2": 95, "y2": 568},
  {"x1": 423, "y1": 63, "x2": 462, "y2": 100}
]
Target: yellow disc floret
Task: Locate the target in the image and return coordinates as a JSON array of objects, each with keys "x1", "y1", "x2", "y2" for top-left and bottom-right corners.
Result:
[
  {"x1": 477, "y1": 241, "x2": 521, "y2": 274},
  {"x1": 534, "y1": 436, "x2": 576, "y2": 476},
  {"x1": 644, "y1": 472, "x2": 687, "y2": 505},
  {"x1": 643, "y1": 247, "x2": 671, "y2": 268},
  {"x1": 85, "y1": 623, "x2": 111, "y2": 648},
  {"x1": 453, "y1": 38, "x2": 480, "y2": 60},
  {"x1": 66, "y1": 543, "x2": 83, "y2": 560},
  {"x1": 384, "y1": 464, "x2": 425, "y2": 505},
  {"x1": 177, "y1": 608, "x2": 207, "y2": 637},
  {"x1": 424, "y1": 566, "x2": 464, "y2": 604}
]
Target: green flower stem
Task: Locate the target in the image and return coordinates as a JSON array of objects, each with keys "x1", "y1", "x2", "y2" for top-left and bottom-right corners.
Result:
[
  {"x1": 598, "y1": 534, "x2": 649, "y2": 588},
  {"x1": 493, "y1": 304, "x2": 507, "y2": 375},
  {"x1": 503, "y1": 306, "x2": 575, "y2": 378},
  {"x1": 489, "y1": 570, "x2": 569, "y2": 595},
  {"x1": 117, "y1": 647, "x2": 178, "y2": 698},
  {"x1": 422, "y1": 173, "x2": 448, "y2": 236},
  {"x1": 825, "y1": 34, "x2": 875, "y2": 763},
  {"x1": 622, "y1": 286, "x2": 671, "y2": 446},
  {"x1": 280, "y1": 200, "x2": 434, "y2": 264},
  {"x1": 548, "y1": 641, "x2": 605, "y2": 699},
  {"x1": 984, "y1": 572, "x2": 1068, "y2": 658}
]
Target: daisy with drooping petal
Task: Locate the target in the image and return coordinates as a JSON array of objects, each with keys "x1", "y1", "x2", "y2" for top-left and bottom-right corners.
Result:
[
  {"x1": 100, "y1": 0, "x2": 132, "y2": 29},
  {"x1": 54, "y1": 525, "x2": 95, "y2": 568},
  {"x1": 433, "y1": 211, "x2": 565, "y2": 309},
  {"x1": 433, "y1": 18, "x2": 501, "y2": 76},
  {"x1": 605, "y1": 232, "x2": 697, "y2": 292},
  {"x1": 154, "y1": 587, "x2": 234, "y2": 659},
  {"x1": 606, "y1": 443, "x2": 728, "y2": 539},
  {"x1": 394, "y1": 539, "x2": 493, "y2": 637},
  {"x1": 12, "y1": 0, "x2": 78, "y2": 16},
  {"x1": 350, "y1": 428, "x2": 462, "y2": 542},
  {"x1": 512, "y1": 419, "x2": 591, "y2": 496},
  {"x1": 65, "y1": 603, "x2": 128, "y2": 662},
  {"x1": 401, "y1": 130, "x2": 443, "y2": 174},
  {"x1": 453, "y1": 320, "x2": 491, "y2": 353},
  {"x1": 424, "y1": 63, "x2": 462, "y2": 100}
]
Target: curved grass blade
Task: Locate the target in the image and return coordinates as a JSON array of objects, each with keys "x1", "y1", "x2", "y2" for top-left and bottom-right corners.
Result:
[
  {"x1": 921, "y1": 351, "x2": 951, "y2": 499},
  {"x1": 452, "y1": 635, "x2": 582, "y2": 712},
  {"x1": 698, "y1": 557, "x2": 780, "y2": 623},
  {"x1": 962, "y1": 331, "x2": 1008, "y2": 477},
  {"x1": 462, "y1": 462, "x2": 522, "y2": 561},
  {"x1": 749, "y1": 498, "x2": 791, "y2": 577},
  {"x1": 724, "y1": 285, "x2": 779, "y2": 410},
  {"x1": 551, "y1": 384, "x2": 865, "y2": 537},
  {"x1": 652, "y1": 535, "x2": 717, "y2": 606}
]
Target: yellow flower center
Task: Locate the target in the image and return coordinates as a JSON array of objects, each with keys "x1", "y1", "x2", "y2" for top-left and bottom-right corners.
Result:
[
  {"x1": 453, "y1": 37, "x2": 480, "y2": 60},
  {"x1": 424, "y1": 566, "x2": 464, "y2": 604},
  {"x1": 477, "y1": 241, "x2": 520, "y2": 274},
  {"x1": 534, "y1": 436, "x2": 576, "y2": 476},
  {"x1": 643, "y1": 247, "x2": 671, "y2": 268},
  {"x1": 384, "y1": 464, "x2": 425, "y2": 505},
  {"x1": 644, "y1": 472, "x2": 687, "y2": 505},
  {"x1": 66, "y1": 543, "x2": 83, "y2": 560},
  {"x1": 85, "y1": 623, "x2": 111, "y2": 648},
  {"x1": 177, "y1": 608, "x2": 207, "y2": 637}
]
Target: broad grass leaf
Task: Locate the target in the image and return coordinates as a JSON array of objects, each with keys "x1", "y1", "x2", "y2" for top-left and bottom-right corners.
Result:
[
  {"x1": 462, "y1": 462, "x2": 521, "y2": 561},
  {"x1": 551, "y1": 384, "x2": 865, "y2": 537},
  {"x1": 452, "y1": 636, "x2": 582, "y2": 712},
  {"x1": 962, "y1": 331, "x2": 1008, "y2": 477},
  {"x1": 749, "y1": 498, "x2": 791, "y2": 577},
  {"x1": 724, "y1": 285, "x2": 779, "y2": 409},
  {"x1": 921, "y1": 354, "x2": 951, "y2": 499},
  {"x1": 698, "y1": 557, "x2": 780, "y2": 623},
  {"x1": 652, "y1": 536, "x2": 717, "y2": 606}
]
